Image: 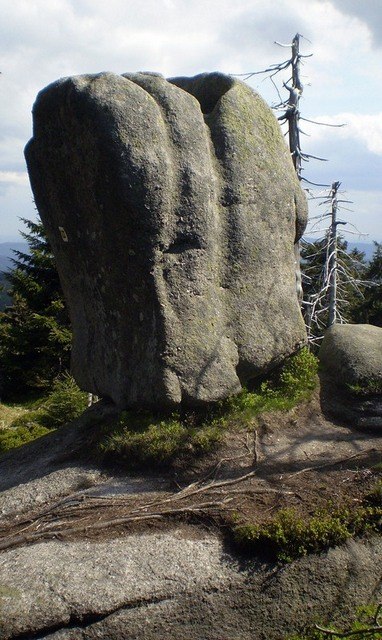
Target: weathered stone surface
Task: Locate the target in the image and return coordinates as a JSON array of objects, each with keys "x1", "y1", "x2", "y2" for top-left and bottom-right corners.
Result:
[
  {"x1": 319, "y1": 324, "x2": 382, "y2": 431},
  {"x1": 1, "y1": 533, "x2": 382, "y2": 640},
  {"x1": 320, "y1": 324, "x2": 382, "y2": 387},
  {"x1": 1, "y1": 396, "x2": 382, "y2": 639},
  {"x1": 25, "y1": 71, "x2": 307, "y2": 408}
]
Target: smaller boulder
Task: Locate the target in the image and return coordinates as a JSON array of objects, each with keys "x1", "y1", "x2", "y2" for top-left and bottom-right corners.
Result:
[
  {"x1": 319, "y1": 324, "x2": 382, "y2": 431},
  {"x1": 319, "y1": 324, "x2": 382, "y2": 389}
]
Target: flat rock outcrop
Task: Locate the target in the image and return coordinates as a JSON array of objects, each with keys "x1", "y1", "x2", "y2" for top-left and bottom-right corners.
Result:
[
  {"x1": 1, "y1": 396, "x2": 382, "y2": 639},
  {"x1": 1, "y1": 531, "x2": 382, "y2": 639},
  {"x1": 25, "y1": 71, "x2": 307, "y2": 408},
  {"x1": 319, "y1": 324, "x2": 382, "y2": 430}
]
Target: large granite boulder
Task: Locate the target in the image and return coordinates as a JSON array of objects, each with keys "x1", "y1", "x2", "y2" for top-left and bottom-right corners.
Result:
[
  {"x1": 319, "y1": 324, "x2": 382, "y2": 430},
  {"x1": 25, "y1": 71, "x2": 307, "y2": 408}
]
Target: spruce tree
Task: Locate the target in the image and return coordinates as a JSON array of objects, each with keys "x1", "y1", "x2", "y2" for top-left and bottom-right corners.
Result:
[
  {"x1": 353, "y1": 242, "x2": 382, "y2": 326},
  {"x1": 0, "y1": 218, "x2": 71, "y2": 399}
]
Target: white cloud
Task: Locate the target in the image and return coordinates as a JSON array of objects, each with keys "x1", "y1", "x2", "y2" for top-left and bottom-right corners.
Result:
[
  {"x1": 329, "y1": 0, "x2": 382, "y2": 46},
  {"x1": 305, "y1": 113, "x2": 382, "y2": 156},
  {"x1": 0, "y1": 136, "x2": 27, "y2": 171},
  {"x1": 0, "y1": 171, "x2": 29, "y2": 186},
  {"x1": 0, "y1": 0, "x2": 380, "y2": 240}
]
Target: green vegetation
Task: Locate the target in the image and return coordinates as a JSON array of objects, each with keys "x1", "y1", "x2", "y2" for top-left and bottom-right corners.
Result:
[
  {"x1": 0, "y1": 219, "x2": 71, "y2": 400},
  {"x1": 260, "y1": 346, "x2": 318, "y2": 404},
  {"x1": 99, "y1": 347, "x2": 318, "y2": 469},
  {"x1": 0, "y1": 347, "x2": 317, "y2": 459},
  {"x1": 0, "y1": 402, "x2": 27, "y2": 429},
  {"x1": 38, "y1": 374, "x2": 88, "y2": 429},
  {"x1": 0, "y1": 271, "x2": 11, "y2": 310},
  {"x1": 100, "y1": 413, "x2": 221, "y2": 468},
  {"x1": 0, "y1": 421, "x2": 52, "y2": 453},
  {"x1": 0, "y1": 375, "x2": 87, "y2": 453},
  {"x1": 347, "y1": 379, "x2": 382, "y2": 397},
  {"x1": 225, "y1": 346, "x2": 318, "y2": 422},
  {"x1": 288, "y1": 603, "x2": 382, "y2": 639},
  {"x1": 354, "y1": 242, "x2": 382, "y2": 328},
  {"x1": 233, "y1": 502, "x2": 382, "y2": 564}
]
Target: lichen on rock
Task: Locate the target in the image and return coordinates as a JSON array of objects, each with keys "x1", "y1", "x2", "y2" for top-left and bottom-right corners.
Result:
[{"x1": 25, "y1": 71, "x2": 307, "y2": 408}]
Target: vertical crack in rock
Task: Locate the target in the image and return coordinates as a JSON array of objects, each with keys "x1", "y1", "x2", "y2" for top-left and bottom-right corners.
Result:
[
  {"x1": 25, "y1": 71, "x2": 308, "y2": 409},
  {"x1": 122, "y1": 72, "x2": 237, "y2": 405},
  {"x1": 170, "y1": 73, "x2": 308, "y2": 380}
]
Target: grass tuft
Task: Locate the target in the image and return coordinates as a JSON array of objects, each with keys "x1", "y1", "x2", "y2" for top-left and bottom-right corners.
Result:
[
  {"x1": 99, "y1": 347, "x2": 319, "y2": 470},
  {"x1": 347, "y1": 379, "x2": 382, "y2": 397},
  {"x1": 0, "y1": 374, "x2": 88, "y2": 453},
  {"x1": 0, "y1": 403, "x2": 28, "y2": 430},
  {"x1": 0, "y1": 421, "x2": 52, "y2": 453}
]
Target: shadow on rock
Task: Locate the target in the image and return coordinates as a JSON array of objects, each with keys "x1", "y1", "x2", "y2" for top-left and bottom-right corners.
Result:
[
  {"x1": 0, "y1": 400, "x2": 119, "y2": 495},
  {"x1": 319, "y1": 372, "x2": 382, "y2": 434}
]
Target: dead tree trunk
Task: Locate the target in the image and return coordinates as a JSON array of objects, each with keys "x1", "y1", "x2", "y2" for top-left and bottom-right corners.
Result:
[
  {"x1": 328, "y1": 181, "x2": 340, "y2": 326},
  {"x1": 288, "y1": 34, "x2": 304, "y2": 299},
  {"x1": 285, "y1": 34, "x2": 303, "y2": 180}
]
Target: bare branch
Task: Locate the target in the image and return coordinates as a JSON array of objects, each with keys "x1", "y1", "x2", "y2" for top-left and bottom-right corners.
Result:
[
  {"x1": 300, "y1": 152, "x2": 328, "y2": 161},
  {"x1": 274, "y1": 40, "x2": 293, "y2": 47},
  {"x1": 301, "y1": 177, "x2": 331, "y2": 187},
  {"x1": 300, "y1": 116, "x2": 346, "y2": 128}
]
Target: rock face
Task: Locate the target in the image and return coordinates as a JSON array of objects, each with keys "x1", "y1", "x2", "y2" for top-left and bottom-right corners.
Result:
[
  {"x1": 1, "y1": 399, "x2": 382, "y2": 639},
  {"x1": 25, "y1": 71, "x2": 307, "y2": 408},
  {"x1": 319, "y1": 324, "x2": 382, "y2": 431},
  {"x1": 2, "y1": 533, "x2": 382, "y2": 640},
  {"x1": 320, "y1": 324, "x2": 382, "y2": 388}
]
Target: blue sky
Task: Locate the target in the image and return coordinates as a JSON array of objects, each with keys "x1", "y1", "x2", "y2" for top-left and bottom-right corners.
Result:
[{"x1": 0, "y1": 0, "x2": 381, "y2": 241}]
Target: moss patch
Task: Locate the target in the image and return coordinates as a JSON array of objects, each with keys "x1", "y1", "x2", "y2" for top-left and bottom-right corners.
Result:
[{"x1": 233, "y1": 501, "x2": 382, "y2": 563}]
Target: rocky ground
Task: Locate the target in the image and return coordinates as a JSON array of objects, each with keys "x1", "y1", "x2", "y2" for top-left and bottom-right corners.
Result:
[{"x1": 0, "y1": 385, "x2": 381, "y2": 639}]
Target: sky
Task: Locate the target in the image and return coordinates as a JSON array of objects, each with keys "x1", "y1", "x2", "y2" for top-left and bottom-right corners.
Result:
[{"x1": 0, "y1": 0, "x2": 381, "y2": 242}]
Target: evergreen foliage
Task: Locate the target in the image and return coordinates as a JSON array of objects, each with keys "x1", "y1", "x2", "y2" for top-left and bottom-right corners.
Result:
[
  {"x1": 40, "y1": 373, "x2": 88, "y2": 428},
  {"x1": 0, "y1": 272, "x2": 11, "y2": 310},
  {"x1": 352, "y1": 242, "x2": 382, "y2": 327},
  {"x1": 0, "y1": 219, "x2": 71, "y2": 399}
]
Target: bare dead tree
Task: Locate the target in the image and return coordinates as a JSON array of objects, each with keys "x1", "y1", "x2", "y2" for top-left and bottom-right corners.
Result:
[
  {"x1": 234, "y1": 36, "x2": 371, "y2": 345},
  {"x1": 235, "y1": 33, "x2": 338, "y2": 185},
  {"x1": 327, "y1": 181, "x2": 341, "y2": 326},
  {"x1": 302, "y1": 183, "x2": 373, "y2": 343},
  {"x1": 234, "y1": 34, "x2": 340, "y2": 306}
]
